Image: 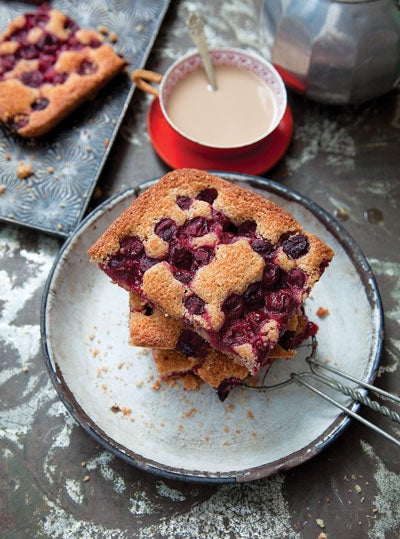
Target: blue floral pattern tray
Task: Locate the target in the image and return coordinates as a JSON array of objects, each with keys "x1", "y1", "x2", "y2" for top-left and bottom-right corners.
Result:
[{"x1": 0, "y1": 0, "x2": 170, "y2": 237}]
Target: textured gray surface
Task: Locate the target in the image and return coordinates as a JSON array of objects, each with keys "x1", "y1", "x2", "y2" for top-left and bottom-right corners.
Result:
[{"x1": 1, "y1": 1, "x2": 399, "y2": 537}]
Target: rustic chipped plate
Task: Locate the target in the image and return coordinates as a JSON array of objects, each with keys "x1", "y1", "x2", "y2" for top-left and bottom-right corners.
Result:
[
  {"x1": 0, "y1": 0, "x2": 170, "y2": 237},
  {"x1": 41, "y1": 173, "x2": 383, "y2": 482}
]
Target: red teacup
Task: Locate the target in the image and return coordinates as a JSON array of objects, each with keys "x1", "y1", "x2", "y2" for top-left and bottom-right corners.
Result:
[{"x1": 132, "y1": 47, "x2": 287, "y2": 158}]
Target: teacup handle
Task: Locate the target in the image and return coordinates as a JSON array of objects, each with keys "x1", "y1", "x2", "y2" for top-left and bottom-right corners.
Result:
[{"x1": 131, "y1": 69, "x2": 163, "y2": 98}]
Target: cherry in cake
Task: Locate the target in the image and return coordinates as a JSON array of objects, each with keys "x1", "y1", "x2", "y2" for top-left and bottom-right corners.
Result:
[
  {"x1": 0, "y1": 3, "x2": 126, "y2": 137},
  {"x1": 89, "y1": 169, "x2": 334, "y2": 375}
]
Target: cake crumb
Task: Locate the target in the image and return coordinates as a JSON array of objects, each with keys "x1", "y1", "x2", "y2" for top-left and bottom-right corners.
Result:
[
  {"x1": 4, "y1": 152, "x2": 11, "y2": 160},
  {"x1": 111, "y1": 404, "x2": 121, "y2": 413},
  {"x1": 121, "y1": 406, "x2": 131, "y2": 416},
  {"x1": 318, "y1": 533, "x2": 327, "y2": 539},
  {"x1": 47, "y1": 166, "x2": 54, "y2": 173},
  {"x1": 97, "y1": 24, "x2": 109, "y2": 34},
  {"x1": 16, "y1": 161, "x2": 33, "y2": 179},
  {"x1": 182, "y1": 407, "x2": 196, "y2": 419},
  {"x1": 183, "y1": 374, "x2": 200, "y2": 391},
  {"x1": 355, "y1": 484, "x2": 362, "y2": 494},
  {"x1": 152, "y1": 380, "x2": 161, "y2": 390},
  {"x1": 316, "y1": 518, "x2": 325, "y2": 529},
  {"x1": 83, "y1": 475, "x2": 90, "y2": 482},
  {"x1": 80, "y1": 461, "x2": 87, "y2": 468},
  {"x1": 316, "y1": 306, "x2": 330, "y2": 318},
  {"x1": 108, "y1": 31, "x2": 118, "y2": 43},
  {"x1": 247, "y1": 410, "x2": 254, "y2": 419},
  {"x1": 103, "y1": 138, "x2": 110, "y2": 148},
  {"x1": 0, "y1": 185, "x2": 5, "y2": 195}
]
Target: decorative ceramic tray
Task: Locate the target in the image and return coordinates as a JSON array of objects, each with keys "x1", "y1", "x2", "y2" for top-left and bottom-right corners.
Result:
[
  {"x1": 41, "y1": 173, "x2": 383, "y2": 482},
  {"x1": 0, "y1": 0, "x2": 170, "y2": 237}
]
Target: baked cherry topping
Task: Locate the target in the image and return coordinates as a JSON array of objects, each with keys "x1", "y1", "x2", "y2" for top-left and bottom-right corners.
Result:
[
  {"x1": 154, "y1": 218, "x2": 177, "y2": 242},
  {"x1": 78, "y1": 60, "x2": 98, "y2": 76},
  {"x1": 180, "y1": 216, "x2": 210, "y2": 238},
  {"x1": 262, "y1": 263, "x2": 280, "y2": 287},
  {"x1": 184, "y1": 295, "x2": 205, "y2": 315},
  {"x1": 102, "y1": 199, "x2": 313, "y2": 368},
  {"x1": 176, "y1": 329, "x2": 209, "y2": 358},
  {"x1": 281, "y1": 233, "x2": 309, "y2": 258},
  {"x1": 251, "y1": 238, "x2": 273, "y2": 257},
  {"x1": 0, "y1": 4, "x2": 104, "y2": 88},
  {"x1": 238, "y1": 220, "x2": 257, "y2": 237},
  {"x1": 21, "y1": 70, "x2": 44, "y2": 88},
  {"x1": 8, "y1": 115, "x2": 29, "y2": 129},
  {"x1": 217, "y1": 377, "x2": 242, "y2": 401},
  {"x1": 279, "y1": 320, "x2": 318, "y2": 350},
  {"x1": 31, "y1": 97, "x2": 49, "y2": 111},
  {"x1": 176, "y1": 196, "x2": 192, "y2": 210},
  {"x1": 282, "y1": 268, "x2": 306, "y2": 288},
  {"x1": 222, "y1": 293, "x2": 244, "y2": 319},
  {"x1": 197, "y1": 188, "x2": 218, "y2": 204}
]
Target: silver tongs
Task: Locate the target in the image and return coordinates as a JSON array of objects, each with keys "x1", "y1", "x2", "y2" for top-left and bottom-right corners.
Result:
[{"x1": 246, "y1": 337, "x2": 400, "y2": 448}]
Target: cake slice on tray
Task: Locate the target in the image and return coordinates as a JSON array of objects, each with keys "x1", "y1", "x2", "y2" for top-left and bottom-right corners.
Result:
[
  {"x1": 0, "y1": 3, "x2": 126, "y2": 137},
  {"x1": 89, "y1": 168, "x2": 334, "y2": 380}
]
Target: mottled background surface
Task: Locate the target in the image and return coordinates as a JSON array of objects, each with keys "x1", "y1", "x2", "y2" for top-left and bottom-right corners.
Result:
[{"x1": 1, "y1": 1, "x2": 400, "y2": 538}]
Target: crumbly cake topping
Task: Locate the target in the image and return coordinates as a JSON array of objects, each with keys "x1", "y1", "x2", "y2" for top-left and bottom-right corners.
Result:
[
  {"x1": 0, "y1": 4, "x2": 125, "y2": 137},
  {"x1": 89, "y1": 169, "x2": 333, "y2": 373}
]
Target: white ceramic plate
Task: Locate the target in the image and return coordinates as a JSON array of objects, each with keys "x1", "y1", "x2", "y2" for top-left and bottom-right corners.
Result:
[{"x1": 41, "y1": 173, "x2": 383, "y2": 482}]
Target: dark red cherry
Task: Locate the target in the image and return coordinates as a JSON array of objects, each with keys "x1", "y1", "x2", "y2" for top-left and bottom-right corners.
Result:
[
  {"x1": 181, "y1": 217, "x2": 209, "y2": 237},
  {"x1": 251, "y1": 238, "x2": 274, "y2": 257},
  {"x1": 217, "y1": 377, "x2": 241, "y2": 401},
  {"x1": 154, "y1": 218, "x2": 177, "y2": 242},
  {"x1": 265, "y1": 289, "x2": 294, "y2": 313},
  {"x1": 243, "y1": 282, "x2": 264, "y2": 308},
  {"x1": 283, "y1": 268, "x2": 306, "y2": 288},
  {"x1": 263, "y1": 263, "x2": 280, "y2": 287},
  {"x1": 78, "y1": 60, "x2": 98, "y2": 75},
  {"x1": 31, "y1": 97, "x2": 49, "y2": 111},
  {"x1": 184, "y1": 295, "x2": 205, "y2": 315},
  {"x1": 176, "y1": 196, "x2": 192, "y2": 210},
  {"x1": 170, "y1": 247, "x2": 194, "y2": 270},
  {"x1": 21, "y1": 70, "x2": 43, "y2": 87},
  {"x1": 193, "y1": 247, "x2": 214, "y2": 267},
  {"x1": 197, "y1": 188, "x2": 218, "y2": 205},
  {"x1": 281, "y1": 234, "x2": 309, "y2": 258},
  {"x1": 176, "y1": 329, "x2": 209, "y2": 358},
  {"x1": 238, "y1": 220, "x2": 257, "y2": 237},
  {"x1": 0, "y1": 54, "x2": 16, "y2": 73},
  {"x1": 119, "y1": 236, "x2": 144, "y2": 258},
  {"x1": 222, "y1": 293, "x2": 244, "y2": 319}
]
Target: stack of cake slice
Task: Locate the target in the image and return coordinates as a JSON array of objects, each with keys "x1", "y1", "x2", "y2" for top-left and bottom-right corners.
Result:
[{"x1": 88, "y1": 169, "x2": 334, "y2": 400}]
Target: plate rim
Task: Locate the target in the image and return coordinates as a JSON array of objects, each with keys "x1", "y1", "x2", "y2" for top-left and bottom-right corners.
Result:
[{"x1": 40, "y1": 172, "x2": 384, "y2": 483}]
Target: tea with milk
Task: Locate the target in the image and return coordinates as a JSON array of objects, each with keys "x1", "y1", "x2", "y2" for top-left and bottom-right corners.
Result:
[{"x1": 165, "y1": 64, "x2": 277, "y2": 148}]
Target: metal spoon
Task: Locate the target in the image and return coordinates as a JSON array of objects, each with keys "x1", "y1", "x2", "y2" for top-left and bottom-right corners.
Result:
[{"x1": 187, "y1": 12, "x2": 218, "y2": 91}]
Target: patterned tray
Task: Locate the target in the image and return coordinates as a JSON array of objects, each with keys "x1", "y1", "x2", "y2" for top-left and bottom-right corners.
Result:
[{"x1": 0, "y1": 0, "x2": 170, "y2": 237}]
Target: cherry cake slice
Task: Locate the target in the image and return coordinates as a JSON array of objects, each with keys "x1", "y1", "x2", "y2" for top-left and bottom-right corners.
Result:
[
  {"x1": 89, "y1": 169, "x2": 334, "y2": 375},
  {"x1": 129, "y1": 291, "x2": 318, "y2": 400},
  {"x1": 0, "y1": 3, "x2": 126, "y2": 137}
]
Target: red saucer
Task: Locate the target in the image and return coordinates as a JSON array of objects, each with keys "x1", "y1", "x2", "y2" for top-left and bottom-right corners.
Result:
[{"x1": 147, "y1": 98, "x2": 293, "y2": 175}]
